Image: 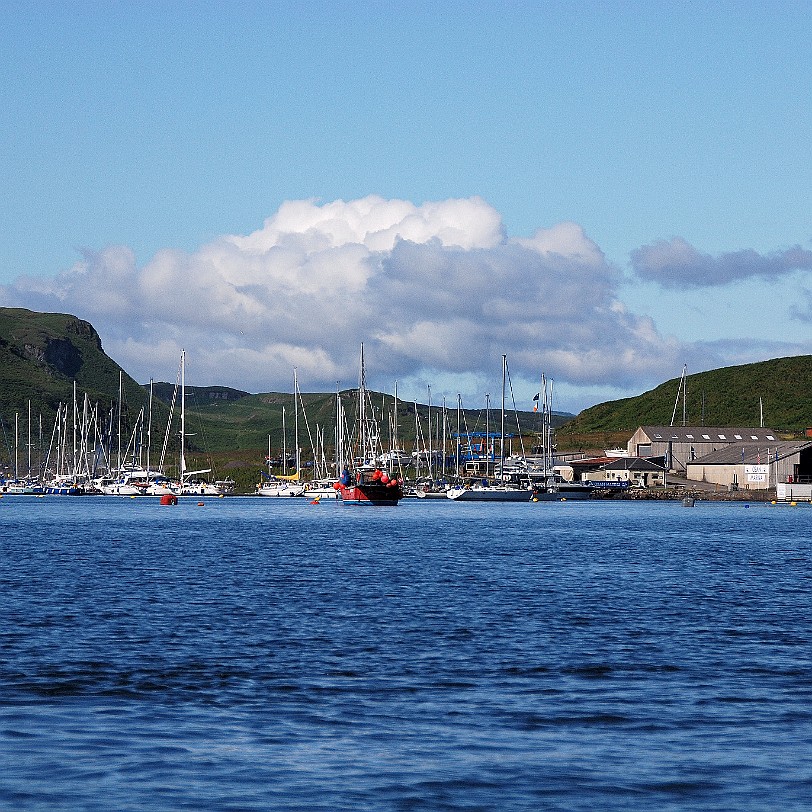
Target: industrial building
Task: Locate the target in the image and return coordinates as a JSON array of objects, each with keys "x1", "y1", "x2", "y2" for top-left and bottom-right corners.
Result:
[
  {"x1": 685, "y1": 440, "x2": 812, "y2": 491},
  {"x1": 627, "y1": 426, "x2": 781, "y2": 473}
]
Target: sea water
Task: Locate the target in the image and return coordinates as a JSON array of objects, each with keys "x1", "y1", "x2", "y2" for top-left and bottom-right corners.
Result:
[{"x1": 0, "y1": 496, "x2": 810, "y2": 811}]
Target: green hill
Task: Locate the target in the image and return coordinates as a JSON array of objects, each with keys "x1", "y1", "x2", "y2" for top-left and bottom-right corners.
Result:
[
  {"x1": 6, "y1": 307, "x2": 811, "y2": 471},
  {"x1": 559, "y1": 355, "x2": 812, "y2": 437},
  {"x1": 0, "y1": 308, "x2": 147, "y2": 412},
  {"x1": 165, "y1": 387, "x2": 569, "y2": 454}
]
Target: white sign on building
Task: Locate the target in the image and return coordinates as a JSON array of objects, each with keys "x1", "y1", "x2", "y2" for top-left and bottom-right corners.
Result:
[{"x1": 745, "y1": 464, "x2": 769, "y2": 484}]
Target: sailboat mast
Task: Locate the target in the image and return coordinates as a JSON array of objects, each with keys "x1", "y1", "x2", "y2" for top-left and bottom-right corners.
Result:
[
  {"x1": 671, "y1": 364, "x2": 687, "y2": 427},
  {"x1": 294, "y1": 369, "x2": 300, "y2": 477},
  {"x1": 335, "y1": 384, "x2": 341, "y2": 475},
  {"x1": 393, "y1": 381, "x2": 398, "y2": 459},
  {"x1": 359, "y1": 343, "x2": 366, "y2": 463},
  {"x1": 683, "y1": 371, "x2": 687, "y2": 427},
  {"x1": 73, "y1": 380, "x2": 77, "y2": 476},
  {"x1": 27, "y1": 400, "x2": 31, "y2": 478},
  {"x1": 147, "y1": 379, "x2": 153, "y2": 472},
  {"x1": 500, "y1": 355, "x2": 506, "y2": 481},
  {"x1": 442, "y1": 397, "x2": 447, "y2": 478},
  {"x1": 180, "y1": 349, "x2": 186, "y2": 480},
  {"x1": 456, "y1": 394, "x2": 461, "y2": 476},
  {"x1": 427, "y1": 384, "x2": 432, "y2": 480},
  {"x1": 117, "y1": 371, "x2": 122, "y2": 471},
  {"x1": 485, "y1": 393, "x2": 490, "y2": 476}
]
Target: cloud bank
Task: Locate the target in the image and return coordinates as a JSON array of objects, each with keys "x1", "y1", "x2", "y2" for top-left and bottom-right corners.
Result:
[
  {"x1": 631, "y1": 237, "x2": 812, "y2": 288},
  {"x1": 1, "y1": 196, "x2": 685, "y2": 401}
]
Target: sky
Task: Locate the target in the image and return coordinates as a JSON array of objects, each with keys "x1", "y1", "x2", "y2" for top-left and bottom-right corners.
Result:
[{"x1": 1, "y1": 0, "x2": 811, "y2": 414}]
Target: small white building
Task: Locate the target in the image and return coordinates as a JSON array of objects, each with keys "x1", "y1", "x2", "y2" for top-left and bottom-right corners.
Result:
[{"x1": 583, "y1": 457, "x2": 667, "y2": 488}]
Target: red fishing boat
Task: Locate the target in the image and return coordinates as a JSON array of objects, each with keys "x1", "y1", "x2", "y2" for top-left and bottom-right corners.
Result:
[{"x1": 337, "y1": 345, "x2": 403, "y2": 506}]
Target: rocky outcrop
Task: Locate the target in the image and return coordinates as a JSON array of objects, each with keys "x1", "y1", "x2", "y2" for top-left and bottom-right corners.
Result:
[
  {"x1": 42, "y1": 337, "x2": 83, "y2": 378},
  {"x1": 65, "y1": 317, "x2": 102, "y2": 350}
]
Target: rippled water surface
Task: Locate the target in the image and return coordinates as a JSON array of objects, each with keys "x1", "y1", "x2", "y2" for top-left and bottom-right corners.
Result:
[{"x1": 1, "y1": 496, "x2": 810, "y2": 810}]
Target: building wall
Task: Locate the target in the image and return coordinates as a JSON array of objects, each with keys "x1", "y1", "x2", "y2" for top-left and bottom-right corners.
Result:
[
  {"x1": 777, "y1": 483, "x2": 812, "y2": 501},
  {"x1": 685, "y1": 462, "x2": 771, "y2": 489},
  {"x1": 583, "y1": 468, "x2": 665, "y2": 487},
  {"x1": 687, "y1": 452, "x2": 802, "y2": 489},
  {"x1": 626, "y1": 428, "x2": 722, "y2": 472}
]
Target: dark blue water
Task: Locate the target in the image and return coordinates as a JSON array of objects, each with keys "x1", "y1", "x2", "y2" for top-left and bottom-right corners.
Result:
[{"x1": 1, "y1": 496, "x2": 810, "y2": 811}]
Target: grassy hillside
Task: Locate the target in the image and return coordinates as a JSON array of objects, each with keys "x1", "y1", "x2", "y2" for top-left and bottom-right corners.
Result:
[
  {"x1": 0, "y1": 307, "x2": 156, "y2": 454},
  {"x1": 178, "y1": 388, "x2": 568, "y2": 454},
  {"x1": 0, "y1": 308, "x2": 147, "y2": 411},
  {"x1": 6, "y1": 307, "x2": 812, "y2": 472},
  {"x1": 559, "y1": 355, "x2": 812, "y2": 437}
]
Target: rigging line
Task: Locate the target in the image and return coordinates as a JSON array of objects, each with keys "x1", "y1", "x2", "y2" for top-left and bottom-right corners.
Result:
[
  {"x1": 160, "y1": 358, "x2": 183, "y2": 472},
  {"x1": 505, "y1": 361, "x2": 529, "y2": 460},
  {"x1": 294, "y1": 374, "x2": 320, "y2": 477}
]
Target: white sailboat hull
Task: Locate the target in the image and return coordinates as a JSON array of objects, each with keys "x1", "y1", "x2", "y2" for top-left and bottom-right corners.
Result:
[
  {"x1": 257, "y1": 483, "x2": 306, "y2": 497},
  {"x1": 446, "y1": 484, "x2": 532, "y2": 502}
]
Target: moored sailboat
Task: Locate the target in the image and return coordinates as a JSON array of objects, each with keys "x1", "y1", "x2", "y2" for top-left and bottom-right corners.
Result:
[
  {"x1": 446, "y1": 355, "x2": 533, "y2": 503},
  {"x1": 337, "y1": 345, "x2": 403, "y2": 505},
  {"x1": 257, "y1": 390, "x2": 306, "y2": 496}
]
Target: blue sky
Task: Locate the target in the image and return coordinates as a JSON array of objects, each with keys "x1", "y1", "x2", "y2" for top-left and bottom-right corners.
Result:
[{"x1": 1, "y1": 1, "x2": 811, "y2": 414}]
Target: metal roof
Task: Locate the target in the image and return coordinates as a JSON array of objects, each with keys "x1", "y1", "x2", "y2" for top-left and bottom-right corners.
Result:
[
  {"x1": 638, "y1": 426, "x2": 780, "y2": 444},
  {"x1": 600, "y1": 457, "x2": 666, "y2": 471},
  {"x1": 688, "y1": 440, "x2": 812, "y2": 466}
]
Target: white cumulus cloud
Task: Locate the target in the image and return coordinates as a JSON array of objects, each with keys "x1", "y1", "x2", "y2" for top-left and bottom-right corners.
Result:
[{"x1": 0, "y1": 196, "x2": 683, "y2": 403}]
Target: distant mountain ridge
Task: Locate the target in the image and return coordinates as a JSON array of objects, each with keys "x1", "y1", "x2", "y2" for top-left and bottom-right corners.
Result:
[
  {"x1": 150, "y1": 381, "x2": 251, "y2": 406},
  {"x1": 559, "y1": 355, "x2": 812, "y2": 436}
]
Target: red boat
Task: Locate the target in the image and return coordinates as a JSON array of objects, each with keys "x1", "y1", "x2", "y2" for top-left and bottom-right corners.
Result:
[
  {"x1": 338, "y1": 464, "x2": 403, "y2": 506},
  {"x1": 337, "y1": 345, "x2": 403, "y2": 506}
]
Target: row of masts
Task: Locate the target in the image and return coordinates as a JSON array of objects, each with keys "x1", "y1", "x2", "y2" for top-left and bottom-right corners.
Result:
[
  {"x1": 267, "y1": 352, "x2": 556, "y2": 483},
  {"x1": 2, "y1": 351, "x2": 192, "y2": 485},
  {"x1": 5, "y1": 351, "x2": 556, "y2": 486}
]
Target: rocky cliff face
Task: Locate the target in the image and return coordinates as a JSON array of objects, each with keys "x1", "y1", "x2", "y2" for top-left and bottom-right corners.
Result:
[
  {"x1": 0, "y1": 308, "x2": 138, "y2": 420},
  {"x1": 6, "y1": 315, "x2": 103, "y2": 379},
  {"x1": 41, "y1": 337, "x2": 84, "y2": 377},
  {"x1": 65, "y1": 317, "x2": 102, "y2": 349}
]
